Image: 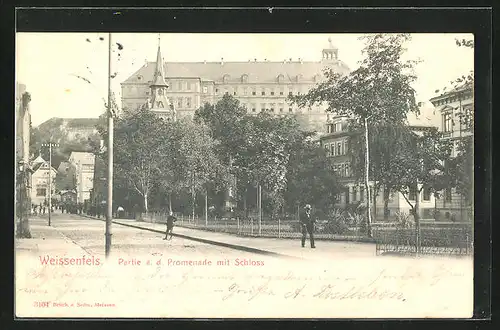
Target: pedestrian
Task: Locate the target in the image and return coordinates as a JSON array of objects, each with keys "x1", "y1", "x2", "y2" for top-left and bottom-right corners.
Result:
[
  {"x1": 300, "y1": 204, "x2": 316, "y2": 248},
  {"x1": 163, "y1": 211, "x2": 177, "y2": 240},
  {"x1": 42, "y1": 206, "x2": 46, "y2": 215},
  {"x1": 117, "y1": 206, "x2": 125, "y2": 218}
]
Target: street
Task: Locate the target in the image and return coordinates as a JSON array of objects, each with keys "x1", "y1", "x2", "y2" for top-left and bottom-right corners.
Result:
[{"x1": 15, "y1": 213, "x2": 473, "y2": 318}]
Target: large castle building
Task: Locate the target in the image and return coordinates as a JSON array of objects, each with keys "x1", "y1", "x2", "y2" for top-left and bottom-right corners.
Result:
[{"x1": 121, "y1": 38, "x2": 351, "y2": 132}]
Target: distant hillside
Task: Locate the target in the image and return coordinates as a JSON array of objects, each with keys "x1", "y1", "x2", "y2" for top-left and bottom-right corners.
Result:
[{"x1": 30, "y1": 116, "x2": 105, "y2": 169}]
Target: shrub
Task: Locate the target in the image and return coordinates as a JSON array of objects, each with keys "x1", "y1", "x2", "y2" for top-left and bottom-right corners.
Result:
[
  {"x1": 394, "y1": 211, "x2": 414, "y2": 229},
  {"x1": 323, "y1": 209, "x2": 350, "y2": 235}
]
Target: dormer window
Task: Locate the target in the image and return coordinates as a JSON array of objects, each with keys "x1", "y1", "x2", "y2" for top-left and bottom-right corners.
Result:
[
  {"x1": 137, "y1": 75, "x2": 143, "y2": 81},
  {"x1": 241, "y1": 74, "x2": 249, "y2": 83},
  {"x1": 277, "y1": 74, "x2": 285, "y2": 83},
  {"x1": 223, "y1": 74, "x2": 231, "y2": 84},
  {"x1": 296, "y1": 74, "x2": 303, "y2": 82}
]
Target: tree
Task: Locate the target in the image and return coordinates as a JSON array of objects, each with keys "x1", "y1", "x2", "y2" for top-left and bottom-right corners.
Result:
[
  {"x1": 285, "y1": 136, "x2": 342, "y2": 215},
  {"x1": 290, "y1": 33, "x2": 421, "y2": 235},
  {"x1": 194, "y1": 95, "x2": 248, "y2": 163},
  {"x1": 389, "y1": 127, "x2": 454, "y2": 252},
  {"x1": 98, "y1": 107, "x2": 169, "y2": 214},
  {"x1": 167, "y1": 118, "x2": 226, "y2": 219},
  {"x1": 348, "y1": 122, "x2": 415, "y2": 220}
]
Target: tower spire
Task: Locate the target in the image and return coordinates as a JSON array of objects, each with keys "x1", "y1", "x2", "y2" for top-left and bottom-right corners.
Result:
[
  {"x1": 151, "y1": 35, "x2": 168, "y2": 88},
  {"x1": 148, "y1": 34, "x2": 175, "y2": 122}
]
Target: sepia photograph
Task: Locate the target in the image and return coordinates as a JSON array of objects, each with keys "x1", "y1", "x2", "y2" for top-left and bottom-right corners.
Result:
[{"x1": 15, "y1": 29, "x2": 475, "y2": 318}]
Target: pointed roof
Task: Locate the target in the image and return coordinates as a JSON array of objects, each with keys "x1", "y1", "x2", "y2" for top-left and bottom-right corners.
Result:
[
  {"x1": 150, "y1": 41, "x2": 169, "y2": 88},
  {"x1": 32, "y1": 154, "x2": 46, "y2": 165}
]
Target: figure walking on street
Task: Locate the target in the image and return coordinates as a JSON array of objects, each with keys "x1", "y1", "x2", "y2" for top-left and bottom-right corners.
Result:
[
  {"x1": 300, "y1": 204, "x2": 316, "y2": 248},
  {"x1": 163, "y1": 211, "x2": 177, "y2": 240}
]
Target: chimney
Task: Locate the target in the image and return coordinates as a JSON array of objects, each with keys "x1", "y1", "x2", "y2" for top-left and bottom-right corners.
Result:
[
  {"x1": 221, "y1": 57, "x2": 224, "y2": 66},
  {"x1": 289, "y1": 57, "x2": 292, "y2": 62},
  {"x1": 254, "y1": 58, "x2": 257, "y2": 62},
  {"x1": 204, "y1": 59, "x2": 206, "y2": 64}
]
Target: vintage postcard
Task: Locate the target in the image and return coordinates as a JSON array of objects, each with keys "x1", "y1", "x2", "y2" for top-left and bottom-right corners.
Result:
[{"x1": 15, "y1": 31, "x2": 474, "y2": 318}]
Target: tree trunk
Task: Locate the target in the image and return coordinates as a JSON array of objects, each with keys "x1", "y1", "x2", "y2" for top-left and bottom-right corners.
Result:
[
  {"x1": 192, "y1": 190, "x2": 196, "y2": 222},
  {"x1": 169, "y1": 194, "x2": 172, "y2": 213},
  {"x1": 364, "y1": 117, "x2": 372, "y2": 238},
  {"x1": 143, "y1": 193, "x2": 148, "y2": 214},
  {"x1": 414, "y1": 185, "x2": 421, "y2": 255},
  {"x1": 383, "y1": 186, "x2": 390, "y2": 221},
  {"x1": 373, "y1": 186, "x2": 378, "y2": 222},
  {"x1": 205, "y1": 190, "x2": 208, "y2": 226},
  {"x1": 16, "y1": 176, "x2": 32, "y2": 238},
  {"x1": 243, "y1": 186, "x2": 247, "y2": 218}
]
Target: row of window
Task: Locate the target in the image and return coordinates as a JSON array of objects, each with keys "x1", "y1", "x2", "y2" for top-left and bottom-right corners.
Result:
[
  {"x1": 214, "y1": 87, "x2": 303, "y2": 96},
  {"x1": 241, "y1": 104, "x2": 295, "y2": 114},
  {"x1": 326, "y1": 121, "x2": 345, "y2": 133},
  {"x1": 333, "y1": 163, "x2": 350, "y2": 177},
  {"x1": 325, "y1": 140, "x2": 349, "y2": 157},
  {"x1": 172, "y1": 97, "x2": 193, "y2": 109},
  {"x1": 442, "y1": 107, "x2": 473, "y2": 133}
]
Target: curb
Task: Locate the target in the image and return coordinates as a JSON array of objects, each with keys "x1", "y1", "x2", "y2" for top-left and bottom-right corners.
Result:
[{"x1": 80, "y1": 215, "x2": 300, "y2": 260}]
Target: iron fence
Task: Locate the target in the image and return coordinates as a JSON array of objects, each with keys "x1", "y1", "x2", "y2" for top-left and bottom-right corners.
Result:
[
  {"x1": 137, "y1": 212, "x2": 473, "y2": 255},
  {"x1": 374, "y1": 224, "x2": 473, "y2": 256},
  {"x1": 139, "y1": 212, "x2": 372, "y2": 242}
]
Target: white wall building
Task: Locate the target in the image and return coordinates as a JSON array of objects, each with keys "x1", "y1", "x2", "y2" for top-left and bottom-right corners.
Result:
[
  {"x1": 29, "y1": 155, "x2": 58, "y2": 206},
  {"x1": 68, "y1": 152, "x2": 95, "y2": 203}
]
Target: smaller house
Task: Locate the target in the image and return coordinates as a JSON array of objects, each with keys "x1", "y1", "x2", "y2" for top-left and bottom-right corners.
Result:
[{"x1": 29, "y1": 154, "x2": 58, "y2": 206}]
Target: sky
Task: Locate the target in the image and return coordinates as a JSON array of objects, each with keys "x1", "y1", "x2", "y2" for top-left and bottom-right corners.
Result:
[{"x1": 16, "y1": 33, "x2": 474, "y2": 127}]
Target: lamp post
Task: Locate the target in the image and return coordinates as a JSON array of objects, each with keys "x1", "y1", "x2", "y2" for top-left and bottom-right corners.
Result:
[
  {"x1": 105, "y1": 32, "x2": 114, "y2": 258},
  {"x1": 41, "y1": 142, "x2": 59, "y2": 226}
]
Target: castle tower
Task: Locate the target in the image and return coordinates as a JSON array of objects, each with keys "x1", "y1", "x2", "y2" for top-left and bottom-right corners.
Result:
[
  {"x1": 321, "y1": 37, "x2": 339, "y2": 61},
  {"x1": 147, "y1": 35, "x2": 176, "y2": 121}
]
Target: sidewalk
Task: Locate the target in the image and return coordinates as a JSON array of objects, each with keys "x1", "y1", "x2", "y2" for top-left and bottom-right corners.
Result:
[
  {"x1": 82, "y1": 215, "x2": 378, "y2": 260},
  {"x1": 15, "y1": 217, "x2": 91, "y2": 255}
]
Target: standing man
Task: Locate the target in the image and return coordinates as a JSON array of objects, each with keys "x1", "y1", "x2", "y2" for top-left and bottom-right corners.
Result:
[
  {"x1": 163, "y1": 211, "x2": 177, "y2": 240},
  {"x1": 300, "y1": 204, "x2": 316, "y2": 248}
]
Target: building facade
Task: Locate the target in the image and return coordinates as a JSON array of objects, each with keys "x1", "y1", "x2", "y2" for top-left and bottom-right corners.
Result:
[
  {"x1": 29, "y1": 155, "x2": 58, "y2": 206},
  {"x1": 68, "y1": 152, "x2": 96, "y2": 203},
  {"x1": 121, "y1": 38, "x2": 351, "y2": 133},
  {"x1": 320, "y1": 111, "x2": 440, "y2": 221},
  {"x1": 429, "y1": 83, "x2": 473, "y2": 221}
]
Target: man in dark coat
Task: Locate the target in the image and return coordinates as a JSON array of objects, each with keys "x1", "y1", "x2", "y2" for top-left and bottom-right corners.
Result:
[
  {"x1": 300, "y1": 204, "x2": 316, "y2": 248},
  {"x1": 163, "y1": 211, "x2": 177, "y2": 240}
]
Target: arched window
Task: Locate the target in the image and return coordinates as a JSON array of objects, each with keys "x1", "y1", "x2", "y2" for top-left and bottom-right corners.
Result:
[
  {"x1": 157, "y1": 101, "x2": 164, "y2": 108},
  {"x1": 241, "y1": 74, "x2": 249, "y2": 83}
]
